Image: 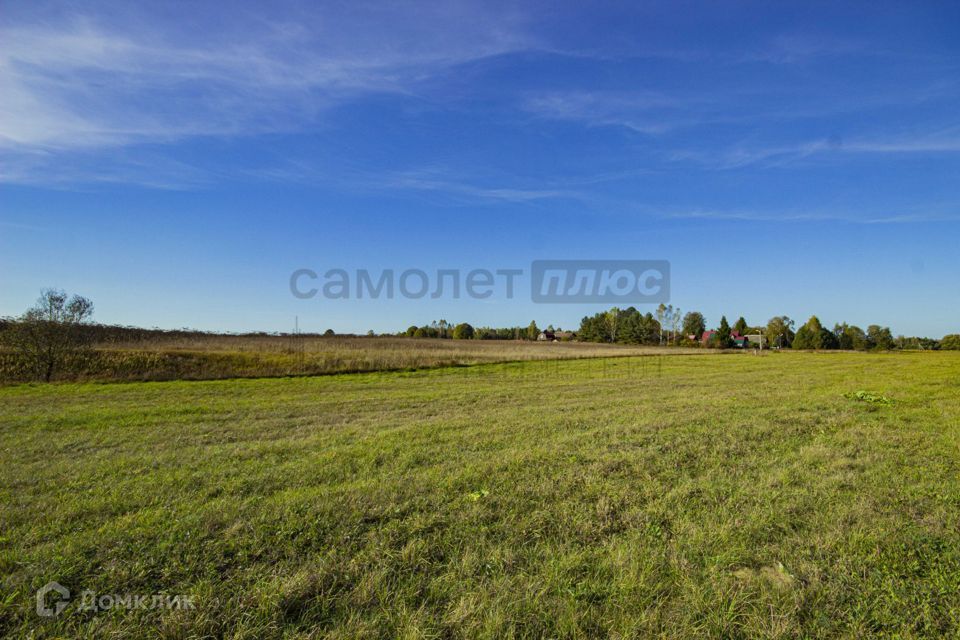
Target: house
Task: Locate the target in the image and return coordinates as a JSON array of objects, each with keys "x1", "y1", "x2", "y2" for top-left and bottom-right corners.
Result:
[
  {"x1": 701, "y1": 330, "x2": 754, "y2": 348},
  {"x1": 538, "y1": 330, "x2": 574, "y2": 342}
]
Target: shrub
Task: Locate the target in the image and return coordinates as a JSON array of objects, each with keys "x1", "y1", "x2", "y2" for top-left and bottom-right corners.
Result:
[
  {"x1": 452, "y1": 323, "x2": 475, "y2": 340},
  {"x1": 942, "y1": 334, "x2": 960, "y2": 350}
]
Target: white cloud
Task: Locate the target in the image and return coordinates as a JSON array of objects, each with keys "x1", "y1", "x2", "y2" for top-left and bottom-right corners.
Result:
[
  {"x1": 381, "y1": 170, "x2": 576, "y2": 203},
  {"x1": 522, "y1": 91, "x2": 689, "y2": 134},
  {"x1": 669, "y1": 127, "x2": 960, "y2": 170},
  {"x1": 0, "y1": 2, "x2": 538, "y2": 182}
]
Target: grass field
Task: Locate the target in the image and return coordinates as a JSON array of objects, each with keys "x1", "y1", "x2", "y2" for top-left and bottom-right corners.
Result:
[{"x1": 3, "y1": 351, "x2": 960, "y2": 638}]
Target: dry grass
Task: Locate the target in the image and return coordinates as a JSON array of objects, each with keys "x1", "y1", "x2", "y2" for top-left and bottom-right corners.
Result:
[
  {"x1": 103, "y1": 334, "x2": 701, "y2": 359},
  {"x1": 1, "y1": 336, "x2": 709, "y2": 383}
]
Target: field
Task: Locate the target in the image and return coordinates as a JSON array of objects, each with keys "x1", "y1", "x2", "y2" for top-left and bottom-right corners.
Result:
[
  {"x1": 3, "y1": 351, "x2": 960, "y2": 638},
  {"x1": 0, "y1": 336, "x2": 702, "y2": 383}
]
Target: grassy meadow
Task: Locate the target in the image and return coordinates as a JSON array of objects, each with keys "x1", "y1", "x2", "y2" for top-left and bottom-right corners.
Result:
[
  {"x1": 0, "y1": 336, "x2": 702, "y2": 384},
  {"x1": 3, "y1": 351, "x2": 960, "y2": 637}
]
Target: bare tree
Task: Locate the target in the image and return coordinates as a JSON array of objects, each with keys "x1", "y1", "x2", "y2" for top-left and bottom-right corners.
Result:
[{"x1": 1, "y1": 289, "x2": 94, "y2": 382}]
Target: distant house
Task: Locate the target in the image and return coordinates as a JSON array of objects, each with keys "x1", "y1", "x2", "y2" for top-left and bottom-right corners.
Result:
[
  {"x1": 701, "y1": 330, "x2": 753, "y2": 348},
  {"x1": 538, "y1": 330, "x2": 574, "y2": 342}
]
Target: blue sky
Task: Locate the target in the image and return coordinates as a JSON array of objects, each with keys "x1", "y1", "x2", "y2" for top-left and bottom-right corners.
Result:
[{"x1": 2, "y1": 1, "x2": 959, "y2": 336}]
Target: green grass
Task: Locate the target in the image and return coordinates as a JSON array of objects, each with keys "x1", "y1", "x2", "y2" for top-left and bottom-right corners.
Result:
[{"x1": 3, "y1": 351, "x2": 960, "y2": 638}]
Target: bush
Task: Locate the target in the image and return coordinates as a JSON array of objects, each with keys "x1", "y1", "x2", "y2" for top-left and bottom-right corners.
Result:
[
  {"x1": 452, "y1": 323, "x2": 475, "y2": 340},
  {"x1": 942, "y1": 334, "x2": 960, "y2": 350}
]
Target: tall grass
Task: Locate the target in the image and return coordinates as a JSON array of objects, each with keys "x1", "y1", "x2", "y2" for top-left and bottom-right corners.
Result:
[{"x1": 0, "y1": 336, "x2": 707, "y2": 383}]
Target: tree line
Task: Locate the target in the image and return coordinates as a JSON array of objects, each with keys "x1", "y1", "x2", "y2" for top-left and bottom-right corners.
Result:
[
  {"x1": 403, "y1": 320, "x2": 553, "y2": 341},
  {"x1": 4, "y1": 290, "x2": 960, "y2": 383},
  {"x1": 576, "y1": 305, "x2": 951, "y2": 351}
]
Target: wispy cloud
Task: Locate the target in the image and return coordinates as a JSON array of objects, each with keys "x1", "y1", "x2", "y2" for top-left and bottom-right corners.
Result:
[
  {"x1": 660, "y1": 207, "x2": 960, "y2": 224},
  {"x1": 380, "y1": 170, "x2": 576, "y2": 204},
  {"x1": 522, "y1": 91, "x2": 692, "y2": 134},
  {"x1": 235, "y1": 160, "x2": 578, "y2": 205},
  {"x1": 0, "y1": 3, "x2": 538, "y2": 183},
  {"x1": 670, "y1": 127, "x2": 960, "y2": 170},
  {"x1": 0, "y1": 219, "x2": 48, "y2": 232}
]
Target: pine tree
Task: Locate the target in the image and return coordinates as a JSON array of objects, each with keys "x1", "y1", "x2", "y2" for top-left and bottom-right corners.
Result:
[{"x1": 715, "y1": 316, "x2": 733, "y2": 348}]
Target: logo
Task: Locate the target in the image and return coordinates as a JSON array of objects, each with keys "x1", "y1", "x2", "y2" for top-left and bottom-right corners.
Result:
[
  {"x1": 531, "y1": 260, "x2": 670, "y2": 303},
  {"x1": 36, "y1": 581, "x2": 70, "y2": 617}
]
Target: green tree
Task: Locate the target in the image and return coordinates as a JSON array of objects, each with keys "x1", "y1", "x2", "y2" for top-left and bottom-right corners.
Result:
[
  {"x1": 617, "y1": 308, "x2": 640, "y2": 344},
  {"x1": 766, "y1": 316, "x2": 795, "y2": 349},
  {"x1": 941, "y1": 334, "x2": 960, "y2": 350},
  {"x1": 793, "y1": 316, "x2": 830, "y2": 350},
  {"x1": 682, "y1": 311, "x2": 706, "y2": 341},
  {"x1": 526, "y1": 320, "x2": 540, "y2": 341},
  {"x1": 867, "y1": 325, "x2": 894, "y2": 351},
  {"x1": 733, "y1": 316, "x2": 748, "y2": 336},
  {"x1": 452, "y1": 323, "x2": 475, "y2": 340},
  {"x1": 655, "y1": 303, "x2": 669, "y2": 345},
  {"x1": 405, "y1": 326, "x2": 418, "y2": 337},
  {"x1": 713, "y1": 316, "x2": 733, "y2": 348},
  {"x1": 605, "y1": 307, "x2": 621, "y2": 343},
  {"x1": 818, "y1": 327, "x2": 839, "y2": 349},
  {"x1": 835, "y1": 323, "x2": 867, "y2": 350}
]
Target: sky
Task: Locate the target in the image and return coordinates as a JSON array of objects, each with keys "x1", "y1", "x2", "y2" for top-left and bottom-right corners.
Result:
[{"x1": 1, "y1": 0, "x2": 959, "y2": 336}]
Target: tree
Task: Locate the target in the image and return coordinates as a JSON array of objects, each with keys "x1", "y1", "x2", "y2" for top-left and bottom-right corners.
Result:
[
  {"x1": 655, "y1": 303, "x2": 668, "y2": 345},
  {"x1": 792, "y1": 316, "x2": 837, "y2": 350},
  {"x1": 452, "y1": 323, "x2": 474, "y2": 340},
  {"x1": 577, "y1": 313, "x2": 607, "y2": 342},
  {"x1": 835, "y1": 323, "x2": 867, "y2": 350},
  {"x1": 526, "y1": 320, "x2": 540, "y2": 341},
  {"x1": 867, "y1": 325, "x2": 894, "y2": 351},
  {"x1": 733, "y1": 316, "x2": 748, "y2": 336},
  {"x1": 766, "y1": 316, "x2": 795, "y2": 349},
  {"x1": 682, "y1": 312, "x2": 706, "y2": 341},
  {"x1": 670, "y1": 306, "x2": 682, "y2": 344},
  {"x1": 605, "y1": 307, "x2": 621, "y2": 343},
  {"x1": 713, "y1": 316, "x2": 733, "y2": 348},
  {"x1": 818, "y1": 327, "x2": 839, "y2": 349},
  {"x1": 1, "y1": 289, "x2": 94, "y2": 382},
  {"x1": 793, "y1": 316, "x2": 822, "y2": 349},
  {"x1": 643, "y1": 313, "x2": 661, "y2": 345},
  {"x1": 324, "y1": 329, "x2": 335, "y2": 336},
  {"x1": 941, "y1": 335, "x2": 960, "y2": 350}
]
